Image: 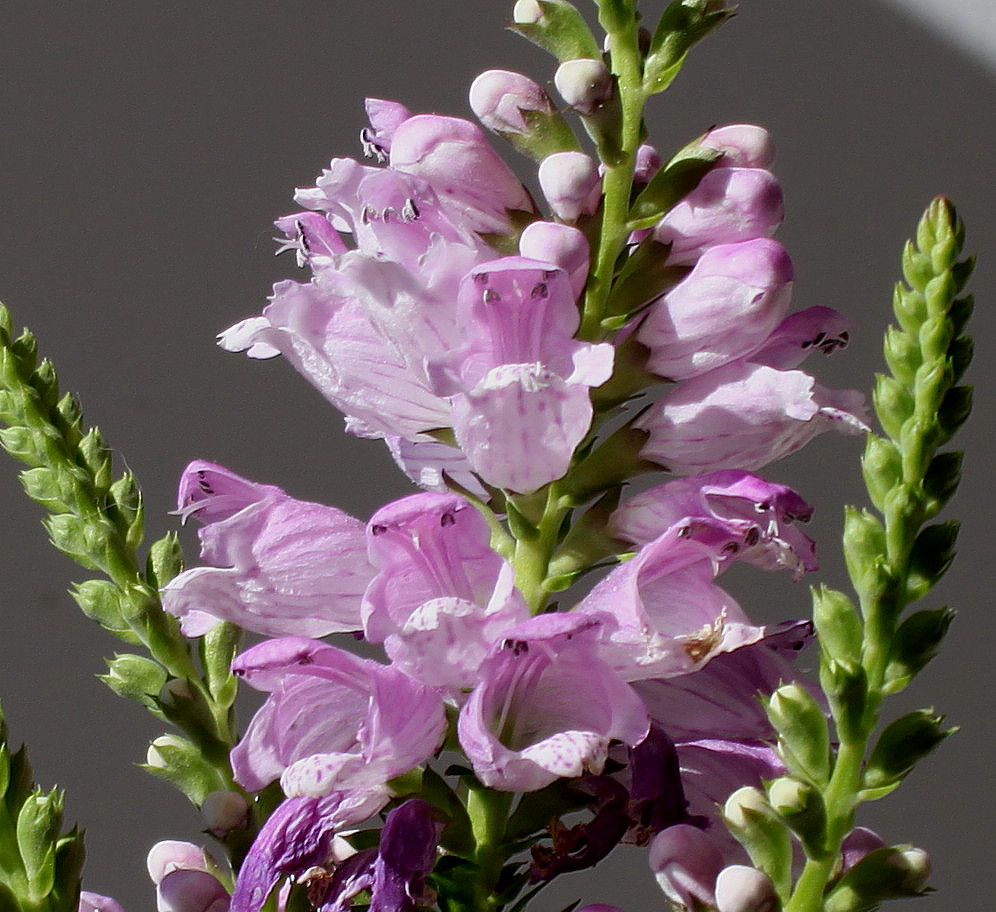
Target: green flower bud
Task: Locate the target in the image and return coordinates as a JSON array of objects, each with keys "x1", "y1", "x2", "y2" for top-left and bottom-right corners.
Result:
[
  {"x1": 144, "y1": 735, "x2": 225, "y2": 805},
  {"x1": 873, "y1": 374, "x2": 913, "y2": 441},
  {"x1": 883, "y1": 606, "x2": 955, "y2": 694},
  {"x1": 863, "y1": 709, "x2": 953, "y2": 794},
  {"x1": 767, "y1": 778, "x2": 826, "y2": 859},
  {"x1": 811, "y1": 587, "x2": 863, "y2": 665},
  {"x1": 766, "y1": 684, "x2": 830, "y2": 785},
  {"x1": 841, "y1": 508, "x2": 890, "y2": 604},
  {"x1": 99, "y1": 653, "x2": 168, "y2": 707},
  {"x1": 147, "y1": 532, "x2": 184, "y2": 588},
  {"x1": 16, "y1": 790, "x2": 63, "y2": 897},
  {"x1": 904, "y1": 521, "x2": 959, "y2": 601},
  {"x1": 860, "y1": 435, "x2": 902, "y2": 514},
  {"x1": 819, "y1": 659, "x2": 867, "y2": 745},
  {"x1": 826, "y1": 845, "x2": 931, "y2": 912},
  {"x1": 723, "y1": 788, "x2": 792, "y2": 897}
]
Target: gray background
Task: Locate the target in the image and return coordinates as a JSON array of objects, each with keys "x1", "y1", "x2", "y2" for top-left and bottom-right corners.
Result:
[{"x1": 0, "y1": 1, "x2": 992, "y2": 909}]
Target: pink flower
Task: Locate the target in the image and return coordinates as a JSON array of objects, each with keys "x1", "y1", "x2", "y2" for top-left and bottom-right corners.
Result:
[
  {"x1": 458, "y1": 614, "x2": 648, "y2": 791},
  {"x1": 430, "y1": 257, "x2": 613, "y2": 493},
  {"x1": 161, "y1": 461, "x2": 372, "y2": 638},
  {"x1": 636, "y1": 361, "x2": 870, "y2": 475},
  {"x1": 654, "y1": 167, "x2": 784, "y2": 265},
  {"x1": 362, "y1": 493, "x2": 528, "y2": 692},
  {"x1": 230, "y1": 638, "x2": 446, "y2": 798},
  {"x1": 637, "y1": 238, "x2": 795, "y2": 380}
]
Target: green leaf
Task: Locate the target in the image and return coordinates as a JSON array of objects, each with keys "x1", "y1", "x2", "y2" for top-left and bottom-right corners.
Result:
[
  {"x1": 628, "y1": 146, "x2": 721, "y2": 226},
  {"x1": 864, "y1": 710, "x2": 954, "y2": 791},
  {"x1": 921, "y1": 450, "x2": 963, "y2": 518},
  {"x1": 509, "y1": 0, "x2": 602, "y2": 62},
  {"x1": 883, "y1": 607, "x2": 955, "y2": 694},
  {"x1": 644, "y1": 1, "x2": 734, "y2": 95}
]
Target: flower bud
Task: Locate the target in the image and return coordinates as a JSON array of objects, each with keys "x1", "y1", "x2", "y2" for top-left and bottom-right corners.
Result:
[
  {"x1": 519, "y1": 221, "x2": 590, "y2": 299},
  {"x1": 654, "y1": 167, "x2": 785, "y2": 265},
  {"x1": 768, "y1": 777, "x2": 826, "y2": 857},
  {"x1": 700, "y1": 124, "x2": 776, "y2": 168},
  {"x1": 555, "y1": 58, "x2": 614, "y2": 115},
  {"x1": 470, "y1": 70, "x2": 579, "y2": 160},
  {"x1": 80, "y1": 893, "x2": 128, "y2": 912},
  {"x1": 201, "y1": 791, "x2": 249, "y2": 838},
  {"x1": 715, "y1": 865, "x2": 780, "y2": 912},
  {"x1": 538, "y1": 151, "x2": 601, "y2": 221},
  {"x1": 723, "y1": 788, "x2": 792, "y2": 898},
  {"x1": 470, "y1": 70, "x2": 557, "y2": 134},
  {"x1": 634, "y1": 144, "x2": 662, "y2": 184},
  {"x1": 649, "y1": 824, "x2": 723, "y2": 910},
  {"x1": 513, "y1": 0, "x2": 542, "y2": 24},
  {"x1": 637, "y1": 238, "x2": 794, "y2": 380}
]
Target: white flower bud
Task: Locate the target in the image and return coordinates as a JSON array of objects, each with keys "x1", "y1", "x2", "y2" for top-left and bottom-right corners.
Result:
[
  {"x1": 538, "y1": 151, "x2": 601, "y2": 221},
  {"x1": 724, "y1": 786, "x2": 770, "y2": 828},
  {"x1": 513, "y1": 0, "x2": 543, "y2": 24},
  {"x1": 200, "y1": 791, "x2": 249, "y2": 837},
  {"x1": 715, "y1": 865, "x2": 780, "y2": 912},
  {"x1": 554, "y1": 58, "x2": 614, "y2": 114},
  {"x1": 146, "y1": 735, "x2": 186, "y2": 769}
]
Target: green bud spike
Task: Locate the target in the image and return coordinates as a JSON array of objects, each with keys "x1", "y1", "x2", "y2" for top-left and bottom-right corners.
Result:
[
  {"x1": 723, "y1": 787, "x2": 793, "y2": 899},
  {"x1": 510, "y1": 0, "x2": 602, "y2": 62},
  {"x1": 767, "y1": 684, "x2": 831, "y2": 786},
  {"x1": 882, "y1": 607, "x2": 955, "y2": 695},
  {"x1": 767, "y1": 777, "x2": 827, "y2": 860},
  {"x1": 863, "y1": 710, "x2": 954, "y2": 794}
]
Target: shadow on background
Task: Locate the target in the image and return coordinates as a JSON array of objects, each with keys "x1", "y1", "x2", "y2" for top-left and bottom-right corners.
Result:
[{"x1": 0, "y1": 1, "x2": 992, "y2": 909}]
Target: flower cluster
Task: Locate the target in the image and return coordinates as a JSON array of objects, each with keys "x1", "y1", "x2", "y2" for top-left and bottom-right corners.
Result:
[{"x1": 148, "y1": 64, "x2": 875, "y2": 910}]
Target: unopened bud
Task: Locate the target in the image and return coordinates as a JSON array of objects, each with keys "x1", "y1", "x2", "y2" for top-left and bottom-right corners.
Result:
[
  {"x1": 470, "y1": 70, "x2": 557, "y2": 135},
  {"x1": 519, "y1": 221, "x2": 590, "y2": 299},
  {"x1": 649, "y1": 824, "x2": 722, "y2": 910},
  {"x1": 538, "y1": 151, "x2": 601, "y2": 221},
  {"x1": 715, "y1": 865, "x2": 780, "y2": 912},
  {"x1": 147, "y1": 735, "x2": 187, "y2": 769},
  {"x1": 554, "y1": 58, "x2": 614, "y2": 115},
  {"x1": 201, "y1": 791, "x2": 249, "y2": 838},
  {"x1": 513, "y1": 0, "x2": 543, "y2": 24},
  {"x1": 700, "y1": 124, "x2": 775, "y2": 168}
]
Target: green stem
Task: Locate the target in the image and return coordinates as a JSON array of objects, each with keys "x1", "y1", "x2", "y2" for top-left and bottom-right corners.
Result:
[
  {"x1": 467, "y1": 787, "x2": 513, "y2": 910},
  {"x1": 580, "y1": 6, "x2": 646, "y2": 340}
]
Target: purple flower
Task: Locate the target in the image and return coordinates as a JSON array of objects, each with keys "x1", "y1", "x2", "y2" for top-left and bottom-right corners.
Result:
[
  {"x1": 653, "y1": 167, "x2": 784, "y2": 265},
  {"x1": 608, "y1": 470, "x2": 817, "y2": 578},
  {"x1": 160, "y1": 461, "x2": 372, "y2": 638},
  {"x1": 230, "y1": 638, "x2": 446, "y2": 798},
  {"x1": 576, "y1": 524, "x2": 769, "y2": 681},
  {"x1": 750, "y1": 304, "x2": 852, "y2": 370},
  {"x1": 219, "y1": 278, "x2": 452, "y2": 442},
  {"x1": 636, "y1": 238, "x2": 795, "y2": 380},
  {"x1": 635, "y1": 361, "x2": 870, "y2": 475},
  {"x1": 457, "y1": 613, "x2": 649, "y2": 791},
  {"x1": 321, "y1": 800, "x2": 443, "y2": 912},
  {"x1": 649, "y1": 824, "x2": 724, "y2": 910},
  {"x1": 230, "y1": 792, "x2": 385, "y2": 912},
  {"x1": 362, "y1": 493, "x2": 528, "y2": 691},
  {"x1": 430, "y1": 257, "x2": 613, "y2": 493}
]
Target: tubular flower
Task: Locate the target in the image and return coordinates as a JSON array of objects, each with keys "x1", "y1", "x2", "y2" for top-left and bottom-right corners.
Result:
[
  {"x1": 161, "y1": 461, "x2": 372, "y2": 638},
  {"x1": 230, "y1": 637, "x2": 446, "y2": 799}
]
